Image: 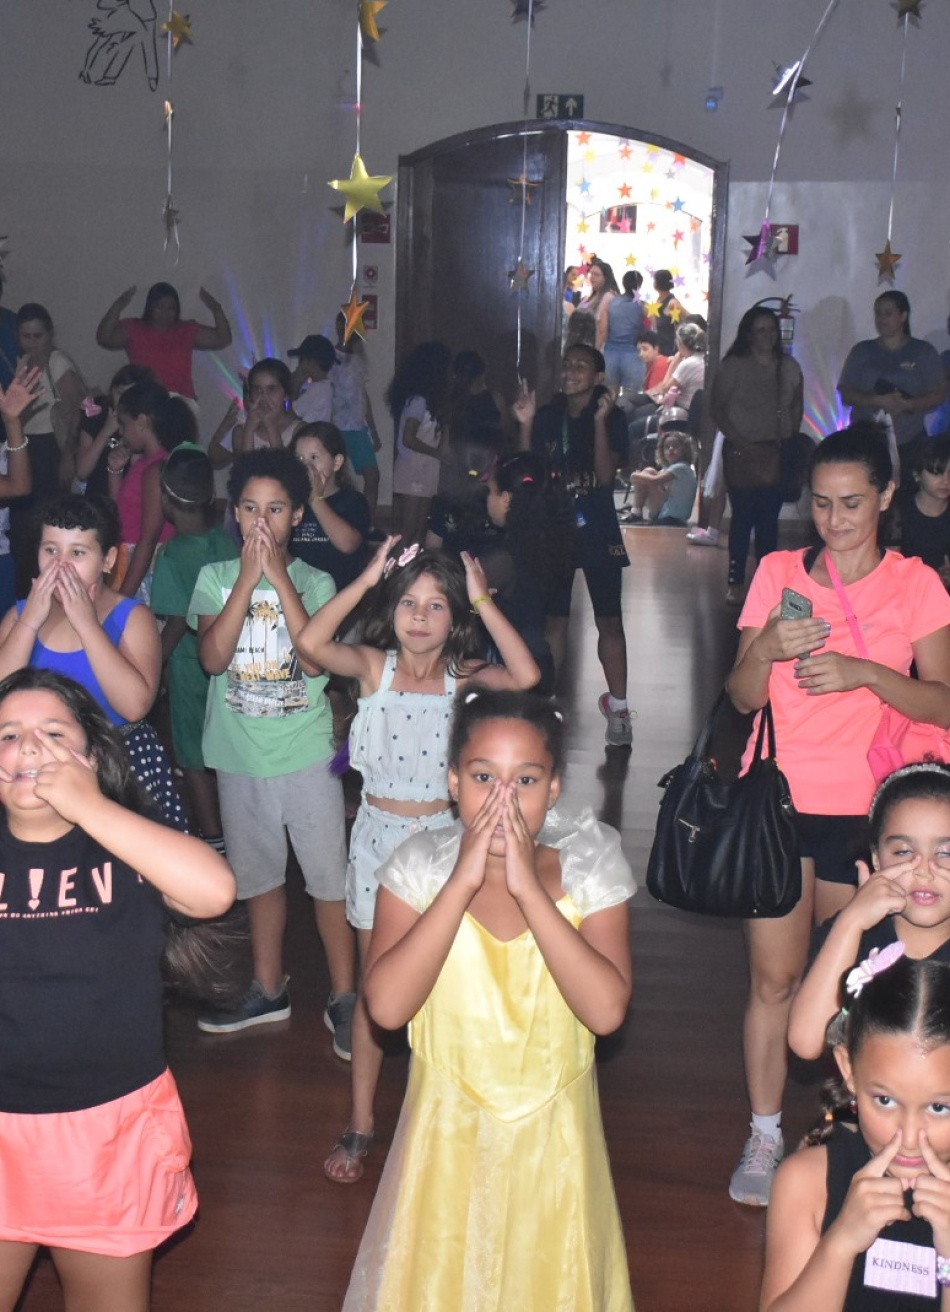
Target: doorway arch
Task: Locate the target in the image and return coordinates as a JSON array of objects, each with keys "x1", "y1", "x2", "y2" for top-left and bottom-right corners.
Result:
[{"x1": 396, "y1": 119, "x2": 728, "y2": 406}]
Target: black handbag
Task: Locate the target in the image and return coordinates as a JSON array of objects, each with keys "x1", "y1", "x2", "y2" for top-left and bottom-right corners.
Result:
[{"x1": 646, "y1": 693, "x2": 801, "y2": 918}]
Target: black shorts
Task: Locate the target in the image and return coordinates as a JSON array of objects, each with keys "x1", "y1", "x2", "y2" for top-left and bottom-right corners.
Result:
[
  {"x1": 547, "y1": 559, "x2": 625, "y2": 619},
  {"x1": 795, "y1": 812, "x2": 871, "y2": 886}
]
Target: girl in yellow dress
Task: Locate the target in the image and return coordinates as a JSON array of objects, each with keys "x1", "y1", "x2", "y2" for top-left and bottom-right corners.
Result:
[{"x1": 344, "y1": 688, "x2": 636, "y2": 1310}]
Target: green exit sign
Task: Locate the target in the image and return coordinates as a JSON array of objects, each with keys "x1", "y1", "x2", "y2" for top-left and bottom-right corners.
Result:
[{"x1": 537, "y1": 94, "x2": 584, "y2": 121}]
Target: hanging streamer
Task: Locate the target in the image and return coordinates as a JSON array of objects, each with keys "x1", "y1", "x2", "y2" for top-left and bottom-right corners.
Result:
[
  {"x1": 876, "y1": 11, "x2": 911, "y2": 283},
  {"x1": 162, "y1": 2, "x2": 180, "y2": 262},
  {"x1": 511, "y1": 0, "x2": 536, "y2": 375},
  {"x1": 749, "y1": 0, "x2": 841, "y2": 271}
]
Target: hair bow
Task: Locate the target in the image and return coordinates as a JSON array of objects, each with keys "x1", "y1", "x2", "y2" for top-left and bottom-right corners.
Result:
[
  {"x1": 844, "y1": 941, "x2": 906, "y2": 1000},
  {"x1": 382, "y1": 542, "x2": 421, "y2": 578},
  {"x1": 80, "y1": 397, "x2": 103, "y2": 418}
]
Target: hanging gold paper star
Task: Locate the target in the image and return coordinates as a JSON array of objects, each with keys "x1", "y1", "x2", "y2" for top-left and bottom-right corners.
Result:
[
  {"x1": 340, "y1": 284, "x2": 370, "y2": 343},
  {"x1": 329, "y1": 154, "x2": 392, "y2": 222},
  {"x1": 507, "y1": 172, "x2": 540, "y2": 206},
  {"x1": 644, "y1": 299, "x2": 662, "y2": 318},
  {"x1": 359, "y1": 0, "x2": 388, "y2": 40},
  {"x1": 576, "y1": 219, "x2": 589, "y2": 234},
  {"x1": 875, "y1": 239, "x2": 902, "y2": 281},
  {"x1": 624, "y1": 253, "x2": 637, "y2": 267},
  {"x1": 508, "y1": 259, "x2": 535, "y2": 292},
  {"x1": 161, "y1": 11, "x2": 193, "y2": 50}
]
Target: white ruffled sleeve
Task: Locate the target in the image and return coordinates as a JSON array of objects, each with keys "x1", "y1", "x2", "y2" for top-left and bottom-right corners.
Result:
[
  {"x1": 376, "y1": 823, "x2": 464, "y2": 914},
  {"x1": 539, "y1": 806, "x2": 636, "y2": 918}
]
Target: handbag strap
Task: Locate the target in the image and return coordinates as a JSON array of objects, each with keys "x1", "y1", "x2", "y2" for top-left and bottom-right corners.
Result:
[
  {"x1": 822, "y1": 551, "x2": 871, "y2": 660},
  {"x1": 691, "y1": 690, "x2": 777, "y2": 766}
]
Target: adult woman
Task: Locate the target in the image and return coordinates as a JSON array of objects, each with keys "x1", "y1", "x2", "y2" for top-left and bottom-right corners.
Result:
[
  {"x1": 627, "y1": 322, "x2": 706, "y2": 464},
  {"x1": 838, "y1": 290, "x2": 945, "y2": 463},
  {"x1": 566, "y1": 259, "x2": 619, "y2": 352},
  {"x1": 603, "y1": 271, "x2": 647, "y2": 398},
  {"x1": 12, "y1": 304, "x2": 86, "y2": 589},
  {"x1": 724, "y1": 427, "x2": 950, "y2": 1209},
  {"x1": 650, "y1": 269, "x2": 686, "y2": 357},
  {"x1": 387, "y1": 341, "x2": 451, "y2": 547},
  {"x1": 230, "y1": 359, "x2": 304, "y2": 457},
  {"x1": 712, "y1": 305, "x2": 804, "y2": 605},
  {"x1": 95, "y1": 282, "x2": 232, "y2": 402}
]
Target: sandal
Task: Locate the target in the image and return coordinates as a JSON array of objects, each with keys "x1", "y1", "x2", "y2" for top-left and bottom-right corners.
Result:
[{"x1": 324, "y1": 1129, "x2": 373, "y2": 1184}]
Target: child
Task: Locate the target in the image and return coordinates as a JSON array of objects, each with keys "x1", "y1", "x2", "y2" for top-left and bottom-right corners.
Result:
[
  {"x1": 901, "y1": 436, "x2": 950, "y2": 584},
  {"x1": 110, "y1": 381, "x2": 196, "y2": 600},
  {"x1": 0, "y1": 365, "x2": 39, "y2": 617},
  {"x1": 188, "y1": 448, "x2": 356, "y2": 1048},
  {"x1": 150, "y1": 446, "x2": 239, "y2": 852},
  {"x1": 74, "y1": 363, "x2": 154, "y2": 500},
  {"x1": 230, "y1": 359, "x2": 303, "y2": 456},
  {"x1": 296, "y1": 540, "x2": 540, "y2": 1183},
  {"x1": 343, "y1": 689, "x2": 635, "y2": 1309},
  {"x1": 789, "y1": 764, "x2": 950, "y2": 1062},
  {"x1": 288, "y1": 422, "x2": 370, "y2": 591},
  {"x1": 288, "y1": 333, "x2": 336, "y2": 424},
  {"x1": 0, "y1": 667, "x2": 234, "y2": 1311},
  {"x1": 621, "y1": 427, "x2": 698, "y2": 526},
  {"x1": 513, "y1": 343, "x2": 632, "y2": 746},
  {"x1": 762, "y1": 950, "x2": 950, "y2": 1310},
  {"x1": 484, "y1": 449, "x2": 576, "y2": 695},
  {"x1": 0, "y1": 492, "x2": 186, "y2": 829},
  {"x1": 331, "y1": 311, "x2": 382, "y2": 522}
]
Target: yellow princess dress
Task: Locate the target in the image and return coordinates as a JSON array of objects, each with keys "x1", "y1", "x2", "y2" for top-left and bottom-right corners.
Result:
[{"x1": 343, "y1": 809, "x2": 636, "y2": 1312}]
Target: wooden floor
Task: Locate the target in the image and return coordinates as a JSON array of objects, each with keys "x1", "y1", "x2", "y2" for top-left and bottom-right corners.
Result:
[{"x1": 19, "y1": 522, "x2": 828, "y2": 1312}]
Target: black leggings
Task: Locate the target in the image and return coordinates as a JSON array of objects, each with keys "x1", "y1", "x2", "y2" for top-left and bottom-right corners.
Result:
[{"x1": 727, "y1": 484, "x2": 783, "y2": 586}]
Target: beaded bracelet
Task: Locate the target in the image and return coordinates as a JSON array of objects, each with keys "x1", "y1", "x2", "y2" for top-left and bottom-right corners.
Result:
[
  {"x1": 2, "y1": 435, "x2": 29, "y2": 454},
  {"x1": 470, "y1": 594, "x2": 493, "y2": 614},
  {"x1": 937, "y1": 1254, "x2": 950, "y2": 1288}
]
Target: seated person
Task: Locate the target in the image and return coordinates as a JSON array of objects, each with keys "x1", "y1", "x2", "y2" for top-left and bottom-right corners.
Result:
[{"x1": 621, "y1": 429, "x2": 697, "y2": 526}]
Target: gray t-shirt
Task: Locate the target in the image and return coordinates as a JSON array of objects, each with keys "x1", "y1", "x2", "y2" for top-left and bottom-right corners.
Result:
[{"x1": 838, "y1": 335, "x2": 943, "y2": 446}]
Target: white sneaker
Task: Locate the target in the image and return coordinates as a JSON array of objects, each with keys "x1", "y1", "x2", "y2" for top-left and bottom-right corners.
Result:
[
  {"x1": 598, "y1": 693, "x2": 634, "y2": 747},
  {"x1": 686, "y1": 526, "x2": 719, "y2": 546},
  {"x1": 728, "y1": 1129, "x2": 784, "y2": 1206}
]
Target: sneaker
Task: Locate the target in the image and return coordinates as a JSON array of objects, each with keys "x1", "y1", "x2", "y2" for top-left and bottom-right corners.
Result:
[
  {"x1": 197, "y1": 980, "x2": 291, "y2": 1034},
  {"x1": 598, "y1": 693, "x2": 633, "y2": 748},
  {"x1": 324, "y1": 991, "x2": 357, "y2": 1061},
  {"x1": 686, "y1": 526, "x2": 720, "y2": 546},
  {"x1": 618, "y1": 507, "x2": 643, "y2": 524},
  {"x1": 728, "y1": 1129, "x2": 784, "y2": 1206}
]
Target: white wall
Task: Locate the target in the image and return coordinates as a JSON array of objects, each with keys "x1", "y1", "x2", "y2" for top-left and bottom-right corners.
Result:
[{"x1": 2, "y1": 0, "x2": 949, "y2": 493}]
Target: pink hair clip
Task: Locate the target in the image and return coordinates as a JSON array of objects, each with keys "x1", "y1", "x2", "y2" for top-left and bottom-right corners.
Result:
[
  {"x1": 382, "y1": 542, "x2": 422, "y2": 579},
  {"x1": 844, "y1": 941, "x2": 906, "y2": 999},
  {"x1": 80, "y1": 397, "x2": 102, "y2": 418}
]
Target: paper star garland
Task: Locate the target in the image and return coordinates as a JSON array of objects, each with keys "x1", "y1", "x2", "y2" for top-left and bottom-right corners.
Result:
[
  {"x1": 576, "y1": 219, "x2": 589, "y2": 234},
  {"x1": 624, "y1": 254, "x2": 637, "y2": 267},
  {"x1": 161, "y1": 10, "x2": 193, "y2": 50},
  {"x1": 672, "y1": 197, "x2": 686, "y2": 212},
  {"x1": 576, "y1": 132, "x2": 591, "y2": 145},
  {"x1": 508, "y1": 259, "x2": 535, "y2": 293},
  {"x1": 875, "y1": 239, "x2": 902, "y2": 282},
  {"x1": 618, "y1": 143, "x2": 632, "y2": 160},
  {"x1": 508, "y1": 172, "x2": 540, "y2": 205},
  {"x1": 359, "y1": 0, "x2": 388, "y2": 41},
  {"x1": 329, "y1": 154, "x2": 392, "y2": 223},
  {"x1": 340, "y1": 285, "x2": 370, "y2": 344},
  {"x1": 669, "y1": 304, "x2": 683, "y2": 324},
  {"x1": 644, "y1": 299, "x2": 662, "y2": 317},
  {"x1": 618, "y1": 183, "x2": 632, "y2": 199}
]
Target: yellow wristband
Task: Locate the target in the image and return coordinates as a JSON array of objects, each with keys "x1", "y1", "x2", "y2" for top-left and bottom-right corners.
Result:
[{"x1": 470, "y1": 594, "x2": 493, "y2": 614}]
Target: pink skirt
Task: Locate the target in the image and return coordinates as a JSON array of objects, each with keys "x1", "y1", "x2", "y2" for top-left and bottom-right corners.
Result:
[{"x1": 0, "y1": 1068, "x2": 197, "y2": 1257}]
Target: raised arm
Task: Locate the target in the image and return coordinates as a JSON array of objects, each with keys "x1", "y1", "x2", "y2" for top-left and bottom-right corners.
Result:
[
  {"x1": 458, "y1": 552, "x2": 540, "y2": 690},
  {"x1": 0, "y1": 365, "x2": 39, "y2": 499},
  {"x1": 95, "y1": 287, "x2": 136, "y2": 350},
  {"x1": 512, "y1": 380, "x2": 536, "y2": 451},
  {"x1": 194, "y1": 287, "x2": 232, "y2": 350},
  {"x1": 294, "y1": 536, "x2": 395, "y2": 689},
  {"x1": 207, "y1": 398, "x2": 240, "y2": 469}
]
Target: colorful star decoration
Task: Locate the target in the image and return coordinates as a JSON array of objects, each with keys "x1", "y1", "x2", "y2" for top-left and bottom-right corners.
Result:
[
  {"x1": 359, "y1": 0, "x2": 388, "y2": 41},
  {"x1": 625, "y1": 254, "x2": 637, "y2": 267},
  {"x1": 161, "y1": 10, "x2": 193, "y2": 50},
  {"x1": 618, "y1": 143, "x2": 632, "y2": 160},
  {"x1": 508, "y1": 173, "x2": 541, "y2": 206},
  {"x1": 576, "y1": 132, "x2": 591, "y2": 146},
  {"x1": 875, "y1": 239, "x2": 902, "y2": 282},
  {"x1": 669, "y1": 304, "x2": 683, "y2": 324},
  {"x1": 329, "y1": 153, "x2": 392, "y2": 223},
  {"x1": 618, "y1": 183, "x2": 632, "y2": 199},
  {"x1": 644, "y1": 299, "x2": 662, "y2": 317},
  {"x1": 340, "y1": 285, "x2": 370, "y2": 344},
  {"x1": 508, "y1": 259, "x2": 535, "y2": 293},
  {"x1": 744, "y1": 223, "x2": 781, "y2": 267}
]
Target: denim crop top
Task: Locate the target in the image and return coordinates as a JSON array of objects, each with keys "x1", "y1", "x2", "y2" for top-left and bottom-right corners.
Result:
[{"x1": 349, "y1": 651, "x2": 456, "y2": 802}]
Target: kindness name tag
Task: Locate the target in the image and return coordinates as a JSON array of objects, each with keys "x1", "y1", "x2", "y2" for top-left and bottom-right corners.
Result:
[{"x1": 865, "y1": 1237, "x2": 936, "y2": 1298}]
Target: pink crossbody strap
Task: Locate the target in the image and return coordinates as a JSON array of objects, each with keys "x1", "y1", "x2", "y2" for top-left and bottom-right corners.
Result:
[{"x1": 822, "y1": 552, "x2": 871, "y2": 660}]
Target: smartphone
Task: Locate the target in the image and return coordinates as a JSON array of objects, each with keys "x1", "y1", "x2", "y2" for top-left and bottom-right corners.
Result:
[{"x1": 780, "y1": 588, "x2": 813, "y2": 621}]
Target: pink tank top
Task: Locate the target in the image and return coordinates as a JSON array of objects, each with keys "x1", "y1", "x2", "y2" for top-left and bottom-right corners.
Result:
[{"x1": 117, "y1": 450, "x2": 174, "y2": 545}]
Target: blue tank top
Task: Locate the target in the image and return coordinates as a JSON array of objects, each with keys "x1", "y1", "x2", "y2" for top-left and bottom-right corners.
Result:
[
  {"x1": 606, "y1": 295, "x2": 646, "y2": 348},
  {"x1": 349, "y1": 650, "x2": 456, "y2": 803},
  {"x1": 19, "y1": 597, "x2": 139, "y2": 727}
]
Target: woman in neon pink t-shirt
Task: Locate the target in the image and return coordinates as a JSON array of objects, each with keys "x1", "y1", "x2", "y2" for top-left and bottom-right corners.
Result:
[
  {"x1": 96, "y1": 283, "x2": 232, "y2": 401},
  {"x1": 723, "y1": 425, "x2": 950, "y2": 1209}
]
